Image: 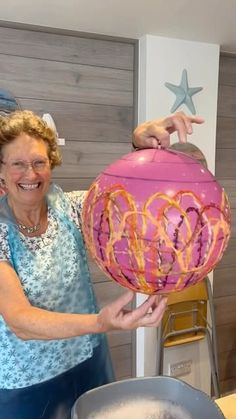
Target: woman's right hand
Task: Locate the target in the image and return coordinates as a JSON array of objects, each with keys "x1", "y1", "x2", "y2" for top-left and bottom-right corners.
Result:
[{"x1": 97, "y1": 290, "x2": 167, "y2": 332}]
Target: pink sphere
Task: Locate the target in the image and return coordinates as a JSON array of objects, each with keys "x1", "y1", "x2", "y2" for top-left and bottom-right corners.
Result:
[{"x1": 82, "y1": 149, "x2": 231, "y2": 294}]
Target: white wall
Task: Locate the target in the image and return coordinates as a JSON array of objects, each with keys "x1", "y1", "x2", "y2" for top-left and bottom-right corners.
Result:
[{"x1": 136, "y1": 35, "x2": 220, "y2": 395}]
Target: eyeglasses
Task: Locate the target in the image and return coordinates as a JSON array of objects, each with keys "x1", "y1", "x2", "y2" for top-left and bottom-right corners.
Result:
[{"x1": 0, "y1": 158, "x2": 50, "y2": 174}]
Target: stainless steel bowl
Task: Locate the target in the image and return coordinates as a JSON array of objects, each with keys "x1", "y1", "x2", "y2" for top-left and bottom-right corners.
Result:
[{"x1": 71, "y1": 376, "x2": 225, "y2": 419}]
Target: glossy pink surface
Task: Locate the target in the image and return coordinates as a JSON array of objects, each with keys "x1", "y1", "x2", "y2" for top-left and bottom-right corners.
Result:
[{"x1": 82, "y1": 149, "x2": 231, "y2": 294}]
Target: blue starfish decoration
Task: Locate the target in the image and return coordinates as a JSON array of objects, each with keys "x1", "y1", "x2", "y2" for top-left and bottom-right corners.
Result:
[{"x1": 165, "y1": 69, "x2": 203, "y2": 114}]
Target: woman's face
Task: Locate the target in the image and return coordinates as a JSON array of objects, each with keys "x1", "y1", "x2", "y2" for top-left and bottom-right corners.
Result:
[{"x1": 0, "y1": 133, "x2": 52, "y2": 207}]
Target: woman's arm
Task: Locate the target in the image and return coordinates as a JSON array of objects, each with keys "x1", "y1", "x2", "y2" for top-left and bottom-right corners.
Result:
[{"x1": 0, "y1": 261, "x2": 167, "y2": 341}]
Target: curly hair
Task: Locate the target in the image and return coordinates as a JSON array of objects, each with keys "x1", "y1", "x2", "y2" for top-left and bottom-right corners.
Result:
[{"x1": 0, "y1": 110, "x2": 62, "y2": 169}]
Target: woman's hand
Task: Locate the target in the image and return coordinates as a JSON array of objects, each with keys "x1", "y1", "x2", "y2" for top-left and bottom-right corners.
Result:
[
  {"x1": 133, "y1": 111, "x2": 204, "y2": 149},
  {"x1": 97, "y1": 290, "x2": 167, "y2": 332},
  {"x1": 0, "y1": 262, "x2": 166, "y2": 339}
]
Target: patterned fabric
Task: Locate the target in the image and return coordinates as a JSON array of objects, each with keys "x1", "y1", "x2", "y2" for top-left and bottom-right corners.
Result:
[
  {"x1": 0, "y1": 341, "x2": 114, "y2": 419},
  {"x1": 0, "y1": 184, "x2": 102, "y2": 389}
]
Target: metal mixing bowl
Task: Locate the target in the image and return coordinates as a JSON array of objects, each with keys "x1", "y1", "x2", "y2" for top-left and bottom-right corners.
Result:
[{"x1": 71, "y1": 376, "x2": 225, "y2": 418}]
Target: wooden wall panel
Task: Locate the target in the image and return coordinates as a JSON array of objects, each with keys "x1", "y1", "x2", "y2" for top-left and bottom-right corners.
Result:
[
  {"x1": 218, "y1": 350, "x2": 236, "y2": 385},
  {"x1": 229, "y1": 208, "x2": 236, "y2": 237},
  {"x1": 216, "y1": 117, "x2": 236, "y2": 147},
  {"x1": 217, "y1": 86, "x2": 236, "y2": 118},
  {"x1": 219, "y1": 55, "x2": 236, "y2": 85},
  {"x1": 87, "y1": 255, "x2": 109, "y2": 284},
  {"x1": 107, "y1": 329, "x2": 132, "y2": 348},
  {"x1": 215, "y1": 238, "x2": 236, "y2": 268},
  {"x1": 215, "y1": 295, "x2": 236, "y2": 326},
  {"x1": 52, "y1": 177, "x2": 93, "y2": 192},
  {"x1": 0, "y1": 24, "x2": 136, "y2": 381},
  {"x1": 53, "y1": 141, "x2": 131, "y2": 179},
  {"x1": 220, "y1": 378, "x2": 236, "y2": 396},
  {"x1": 215, "y1": 148, "x2": 236, "y2": 177},
  {"x1": 214, "y1": 266, "x2": 236, "y2": 297},
  {"x1": 20, "y1": 99, "x2": 133, "y2": 143},
  {"x1": 0, "y1": 26, "x2": 134, "y2": 70},
  {"x1": 95, "y1": 281, "x2": 132, "y2": 308},
  {"x1": 0, "y1": 55, "x2": 133, "y2": 106},
  {"x1": 52, "y1": 140, "x2": 131, "y2": 191},
  {"x1": 110, "y1": 345, "x2": 132, "y2": 380},
  {"x1": 216, "y1": 324, "x2": 236, "y2": 354},
  {"x1": 214, "y1": 53, "x2": 236, "y2": 393}
]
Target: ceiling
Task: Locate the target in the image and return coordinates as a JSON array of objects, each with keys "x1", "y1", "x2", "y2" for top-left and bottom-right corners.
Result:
[{"x1": 1, "y1": 0, "x2": 236, "y2": 53}]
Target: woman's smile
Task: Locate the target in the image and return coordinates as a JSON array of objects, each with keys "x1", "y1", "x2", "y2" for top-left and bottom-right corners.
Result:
[
  {"x1": 0, "y1": 133, "x2": 51, "y2": 207},
  {"x1": 18, "y1": 182, "x2": 41, "y2": 191}
]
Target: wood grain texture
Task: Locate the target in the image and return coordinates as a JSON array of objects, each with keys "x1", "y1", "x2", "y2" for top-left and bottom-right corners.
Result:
[
  {"x1": 110, "y1": 345, "x2": 132, "y2": 380},
  {"x1": 219, "y1": 55, "x2": 236, "y2": 86},
  {"x1": 20, "y1": 99, "x2": 133, "y2": 142},
  {"x1": 214, "y1": 53, "x2": 236, "y2": 394},
  {"x1": 0, "y1": 26, "x2": 134, "y2": 70},
  {"x1": 52, "y1": 178, "x2": 95, "y2": 191},
  {"x1": 94, "y1": 281, "x2": 132, "y2": 309},
  {"x1": 215, "y1": 148, "x2": 236, "y2": 178},
  {"x1": 229, "y1": 208, "x2": 236, "y2": 237},
  {"x1": 107, "y1": 330, "x2": 132, "y2": 348},
  {"x1": 214, "y1": 266, "x2": 236, "y2": 297},
  {"x1": 53, "y1": 140, "x2": 131, "y2": 179},
  {"x1": 0, "y1": 55, "x2": 133, "y2": 107},
  {"x1": 218, "y1": 349, "x2": 236, "y2": 381},
  {"x1": 217, "y1": 85, "x2": 236, "y2": 118},
  {"x1": 216, "y1": 324, "x2": 236, "y2": 354},
  {"x1": 220, "y1": 377, "x2": 236, "y2": 395},
  {"x1": 214, "y1": 237, "x2": 236, "y2": 268},
  {"x1": 214, "y1": 295, "x2": 236, "y2": 326},
  {"x1": 216, "y1": 117, "x2": 236, "y2": 147},
  {"x1": 87, "y1": 255, "x2": 110, "y2": 284}
]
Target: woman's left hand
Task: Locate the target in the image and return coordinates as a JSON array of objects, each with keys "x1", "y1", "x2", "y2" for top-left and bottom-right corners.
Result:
[
  {"x1": 97, "y1": 290, "x2": 167, "y2": 332},
  {"x1": 133, "y1": 111, "x2": 204, "y2": 149}
]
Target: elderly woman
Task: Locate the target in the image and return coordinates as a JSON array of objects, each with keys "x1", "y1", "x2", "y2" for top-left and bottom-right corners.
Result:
[{"x1": 0, "y1": 110, "x2": 203, "y2": 419}]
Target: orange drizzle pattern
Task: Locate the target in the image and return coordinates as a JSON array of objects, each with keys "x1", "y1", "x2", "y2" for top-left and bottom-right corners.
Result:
[{"x1": 82, "y1": 183, "x2": 231, "y2": 294}]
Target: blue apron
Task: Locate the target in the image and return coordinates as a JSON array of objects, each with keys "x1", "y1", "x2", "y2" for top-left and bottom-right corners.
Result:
[{"x1": 0, "y1": 184, "x2": 114, "y2": 418}]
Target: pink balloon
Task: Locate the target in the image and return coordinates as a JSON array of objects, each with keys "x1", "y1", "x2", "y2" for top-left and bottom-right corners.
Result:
[{"x1": 82, "y1": 149, "x2": 231, "y2": 294}]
